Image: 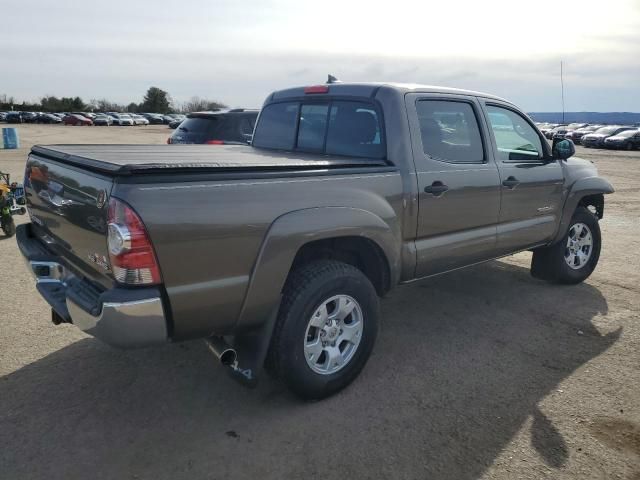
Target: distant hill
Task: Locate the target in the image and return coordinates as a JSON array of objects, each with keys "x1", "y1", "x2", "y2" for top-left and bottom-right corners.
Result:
[{"x1": 528, "y1": 112, "x2": 640, "y2": 125}]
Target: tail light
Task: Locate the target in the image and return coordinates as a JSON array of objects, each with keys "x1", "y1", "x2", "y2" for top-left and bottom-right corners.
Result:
[
  {"x1": 205, "y1": 140, "x2": 224, "y2": 145},
  {"x1": 167, "y1": 137, "x2": 172, "y2": 144},
  {"x1": 107, "y1": 197, "x2": 161, "y2": 285}
]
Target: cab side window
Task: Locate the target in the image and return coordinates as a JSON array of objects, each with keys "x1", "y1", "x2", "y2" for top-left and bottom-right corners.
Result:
[
  {"x1": 486, "y1": 105, "x2": 544, "y2": 161},
  {"x1": 416, "y1": 100, "x2": 484, "y2": 163}
]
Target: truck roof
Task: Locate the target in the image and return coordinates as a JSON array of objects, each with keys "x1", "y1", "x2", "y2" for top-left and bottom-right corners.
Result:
[{"x1": 269, "y1": 82, "x2": 511, "y2": 104}]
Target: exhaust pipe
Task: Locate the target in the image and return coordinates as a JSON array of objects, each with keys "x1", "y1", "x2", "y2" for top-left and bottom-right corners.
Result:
[{"x1": 205, "y1": 336, "x2": 237, "y2": 366}]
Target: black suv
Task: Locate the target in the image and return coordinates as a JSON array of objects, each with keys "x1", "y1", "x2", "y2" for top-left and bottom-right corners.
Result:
[{"x1": 168, "y1": 109, "x2": 259, "y2": 145}]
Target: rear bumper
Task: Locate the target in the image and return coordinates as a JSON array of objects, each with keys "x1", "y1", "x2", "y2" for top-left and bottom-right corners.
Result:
[{"x1": 17, "y1": 223, "x2": 169, "y2": 348}]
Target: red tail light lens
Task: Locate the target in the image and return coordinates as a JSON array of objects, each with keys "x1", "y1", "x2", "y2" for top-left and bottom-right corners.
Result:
[
  {"x1": 205, "y1": 140, "x2": 224, "y2": 145},
  {"x1": 167, "y1": 137, "x2": 172, "y2": 144},
  {"x1": 107, "y1": 197, "x2": 161, "y2": 285}
]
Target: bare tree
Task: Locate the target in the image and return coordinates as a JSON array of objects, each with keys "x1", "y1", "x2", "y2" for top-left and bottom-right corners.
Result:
[{"x1": 181, "y1": 96, "x2": 227, "y2": 113}]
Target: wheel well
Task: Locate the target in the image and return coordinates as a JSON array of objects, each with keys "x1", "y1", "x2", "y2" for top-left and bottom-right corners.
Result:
[
  {"x1": 579, "y1": 194, "x2": 604, "y2": 219},
  {"x1": 289, "y1": 236, "x2": 391, "y2": 296}
]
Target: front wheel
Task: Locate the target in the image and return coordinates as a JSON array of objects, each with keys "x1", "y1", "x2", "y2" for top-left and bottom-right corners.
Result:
[
  {"x1": 531, "y1": 206, "x2": 601, "y2": 284},
  {"x1": 266, "y1": 260, "x2": 379, "y2": 400}
]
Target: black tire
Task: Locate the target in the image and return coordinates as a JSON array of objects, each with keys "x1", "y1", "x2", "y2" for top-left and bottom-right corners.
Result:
[
  {"x1": 266, "y1": 260, "x2": 379, "y2": 400},
  {"x1": 531, "y1": 206, "x2": 601, "y2": 284},
  {"x1": 1, "y1": 216, "x2": 16, "y2": 237}
]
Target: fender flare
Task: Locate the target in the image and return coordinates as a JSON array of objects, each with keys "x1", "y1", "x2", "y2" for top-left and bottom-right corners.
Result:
[
  {"x1": 235, "y1": 207, "x2": 401, "y2": 331},
  {"x1": 552, "y1": 176, "x2": 614, "y2": 244}
]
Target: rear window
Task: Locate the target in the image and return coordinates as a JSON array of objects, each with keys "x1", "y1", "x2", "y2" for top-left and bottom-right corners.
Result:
[
  {"x1": 617, "y1": 129, "x2": 638, "y2": 138},
  {"x1": 595, "y1": 126, "x2": 619, "y2": 135},
  {"x1": 252, "y1": 103, "x2": 299, "y2": 149},
  {"x1": 253, "y1": 100, "x2": 385, "y2": 159},
  {"x1": 178, "y1": 117, "x2": 217, "y2": 134}
]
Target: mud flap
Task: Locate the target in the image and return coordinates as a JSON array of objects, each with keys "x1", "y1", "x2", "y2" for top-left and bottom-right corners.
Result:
[{"x1": 224, "y1": 300, "x2": 280, "y2": 388}]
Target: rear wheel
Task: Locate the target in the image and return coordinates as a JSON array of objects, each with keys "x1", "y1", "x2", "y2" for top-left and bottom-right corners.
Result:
[
  {"x1": 531, "y1": 206, "x2": 601, "y2": 284},
  {"x1": 267, "y1": 260, "x2": 379, "y2": 400}
]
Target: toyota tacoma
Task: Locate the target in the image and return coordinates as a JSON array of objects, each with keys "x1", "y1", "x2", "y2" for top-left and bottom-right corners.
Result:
[{"x1": 17, "y1": 82, "x2": 613, "y2": 399}]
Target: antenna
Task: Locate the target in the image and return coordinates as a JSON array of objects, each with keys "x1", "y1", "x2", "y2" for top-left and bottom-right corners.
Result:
[
  {"x1": 560, "y1": 61, "x2": 565, "y2": 124},
  {"x1": 327, "y1": 74, "x2": 341, "y2": 84}
]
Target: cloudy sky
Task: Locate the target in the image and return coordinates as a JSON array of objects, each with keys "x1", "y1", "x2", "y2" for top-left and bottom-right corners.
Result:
[{"x1": 3, "y1": 0, "x2": 639, "y2": 111}]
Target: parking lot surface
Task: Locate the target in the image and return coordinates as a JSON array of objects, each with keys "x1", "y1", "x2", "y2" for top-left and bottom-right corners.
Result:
[{"x1": 1, "y1": 124, "x2": 639, "y2": 480}]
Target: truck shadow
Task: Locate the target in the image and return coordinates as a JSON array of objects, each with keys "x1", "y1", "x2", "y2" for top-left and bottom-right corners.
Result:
[{"x1": 0, "y1": 260, "x2": 617, "y2": 480}]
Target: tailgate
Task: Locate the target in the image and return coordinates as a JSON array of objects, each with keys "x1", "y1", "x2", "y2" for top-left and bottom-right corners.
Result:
[{"x1": 25, "y1": 152, "x2": 115, "y2": 288}]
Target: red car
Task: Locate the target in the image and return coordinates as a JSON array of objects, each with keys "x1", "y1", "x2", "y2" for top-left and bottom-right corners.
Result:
[{"x1": 63, "y1": 114, "x2": 93, "y2": 126}]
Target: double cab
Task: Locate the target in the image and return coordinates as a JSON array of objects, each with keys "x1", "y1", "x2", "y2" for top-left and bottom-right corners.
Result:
[{"x1": 18, "y1": 82, "x2": 613, "y2": 399}]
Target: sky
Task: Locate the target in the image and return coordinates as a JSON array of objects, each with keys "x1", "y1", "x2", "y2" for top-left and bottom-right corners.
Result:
[{"x1": 2, "y1": 0, "x2": 639, "y2": 112}]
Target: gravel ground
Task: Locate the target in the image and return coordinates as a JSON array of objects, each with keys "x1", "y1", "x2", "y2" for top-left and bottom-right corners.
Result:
[{"x1": 0, "y1": 124, "x2": 639, "y2": 480}]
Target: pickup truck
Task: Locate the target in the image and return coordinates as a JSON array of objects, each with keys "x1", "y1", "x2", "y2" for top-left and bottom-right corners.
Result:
[{"x1": 17, "y1": 82, "x2": 614, "y2": 399}]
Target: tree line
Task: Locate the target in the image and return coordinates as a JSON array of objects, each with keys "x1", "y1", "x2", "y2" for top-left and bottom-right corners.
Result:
[{"x1": 0, "y1": 87, "x2": 227, "y2": 114}]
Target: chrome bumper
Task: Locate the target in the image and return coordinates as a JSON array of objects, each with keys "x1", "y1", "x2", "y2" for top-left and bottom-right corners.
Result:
[
  {"x1": 19, "y1": 224, "x2": 168, "y2": 348},
  {"x1": 66, "y1": 295, "x2": 167, "y2": 348}
]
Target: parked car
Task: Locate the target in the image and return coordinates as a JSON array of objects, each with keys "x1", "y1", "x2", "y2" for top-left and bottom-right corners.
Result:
[
  {"x1": 62, "y1": 114, "x2": 93, "y2": 126},
  {"x1": 36, "y1": 113, "x2": 62, "y2": 124},
  {"x1": 16, "y1": 82, "x2": 614, "y2": 400},
  {"x1": 141, "y1": 113, "x2": 165, "y2": 125},
  {"x1": 5, "y1": 112, "x2": 24, "y2": 123},
  {"x1": 538, "y1": 124, "x2": 558, "y2": 137},
  {"x1": 93, "y1": 114, "x2": 113, "y2": 126},
  {"x1": 168, "y1": 117, "x2": 183, "y2": 129},
  {"x1": 22, "y1": 112, "x2": 39, "y2": 123},
  {"x1": 565, "y1": 125, "x2": 602, "y2": 145},
  {"x1": 131, "y1": 114, "x2": 149, "y2": 126},
  {"x1": 168, "y1": 114, "x2": 186, "y2": 129},
  {"x1": 545, "y1": 124, "x2": 568, "y2": 139},
  {"x1": 582, "y1": 126, "x2": 635, "y2": 148},
  {"x1": 553, "y1": 123, "x2": 588, "y2": 140},
  {"x1": 168, "y1": 110, "x2": 258, "y2": 144},
  {"x1": 604, "y1": 129, "x2": 640, "y2": 150},
  {"x1": 112, "y1": 114, "x2": 134, "y2": 126}
]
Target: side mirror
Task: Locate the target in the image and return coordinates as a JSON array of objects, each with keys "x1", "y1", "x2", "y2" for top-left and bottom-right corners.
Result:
[{"x1": 552, "y1": 138, "x2": 575, "y2": 160}]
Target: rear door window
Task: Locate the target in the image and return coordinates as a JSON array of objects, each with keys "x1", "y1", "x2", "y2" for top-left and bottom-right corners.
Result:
[
  {"x1": 252, "y1": 102, "x2": 299, "y2": 149},
  {"x1": 416, "y1": 100, "x2": 484, "y2": 163}
]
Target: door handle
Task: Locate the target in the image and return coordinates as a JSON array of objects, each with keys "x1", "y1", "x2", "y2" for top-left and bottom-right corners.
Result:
[
  {"x1": 424, "y1": 181, "x2": 449, "y2": 196},
  {"x1": 502, "y1": 176, "x2": 520, "y2": 189}
]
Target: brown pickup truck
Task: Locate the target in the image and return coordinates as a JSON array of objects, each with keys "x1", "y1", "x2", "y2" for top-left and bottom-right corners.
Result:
[{"x1": 17, "y1": 82, "x2": 613, "y2": 399}]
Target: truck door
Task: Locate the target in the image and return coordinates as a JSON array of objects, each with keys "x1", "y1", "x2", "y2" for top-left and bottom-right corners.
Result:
[
  {"x1": 405, "y1": 93, "x2": 501, "y2": 278},
  {"x1": 480, "y1": 101, "x2": 564, "y2": 255}
]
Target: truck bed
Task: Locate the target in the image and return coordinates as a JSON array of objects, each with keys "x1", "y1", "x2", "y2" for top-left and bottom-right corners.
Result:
[{"x1": 31, "y1": 144, "x2": 388, "y2": 175}]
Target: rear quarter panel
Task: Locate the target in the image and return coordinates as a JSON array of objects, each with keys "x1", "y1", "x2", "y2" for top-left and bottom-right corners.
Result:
[{"x1": 113, "y1": 170, "x2": 403, "y2": 340}]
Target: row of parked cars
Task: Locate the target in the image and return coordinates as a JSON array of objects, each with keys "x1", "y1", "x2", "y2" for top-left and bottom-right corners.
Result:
[
  {"x1": 536, "y1": 122, "x2": 640, "y2": 150},
  {"x1": 0, "y1": 108, "x2": 260, "y2": 145},
  {"x1": 0, "y1": 111, "x2": 186, "y2": 128}
]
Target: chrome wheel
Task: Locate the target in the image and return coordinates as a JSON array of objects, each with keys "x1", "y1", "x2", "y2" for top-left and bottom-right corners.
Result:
[
  {"x1": 564, "y1": 222, "x2": 593, "y2": 270},
  {"x1": 304, "y1": 294, "x2": 363, "y2": 375}
]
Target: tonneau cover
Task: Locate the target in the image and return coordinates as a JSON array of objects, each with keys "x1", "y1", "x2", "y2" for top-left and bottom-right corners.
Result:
[{"x1": 31, "y1": 144, "x2": 388, "y2": 175}]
